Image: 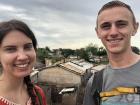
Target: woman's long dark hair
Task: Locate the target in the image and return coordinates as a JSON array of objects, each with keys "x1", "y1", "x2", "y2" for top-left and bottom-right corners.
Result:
[
  {"x1": 24, "y1": 76, "x2": 37, "y2": 105},
  {"x1": 0, "y1": 19, "x2": 38, "y2": 105}
]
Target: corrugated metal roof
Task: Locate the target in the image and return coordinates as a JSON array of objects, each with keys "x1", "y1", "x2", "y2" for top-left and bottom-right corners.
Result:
[
  {"x1": 91, "y1": 64, "x2": 106, "y2": 71},
  {"x1": 59, "y1": 60, "x2": 93, "y2": 75},
  {"x1": 39, "y1": 60, "x2": 94, "y2": 76},
  {"x1": 60, "y1": 63, "x2": 85, "y2": 75}
]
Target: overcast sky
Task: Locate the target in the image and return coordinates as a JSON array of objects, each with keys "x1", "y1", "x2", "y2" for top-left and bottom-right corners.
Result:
[{"x1": 0, "y1": 0, "x2": 140, "y2": 49}]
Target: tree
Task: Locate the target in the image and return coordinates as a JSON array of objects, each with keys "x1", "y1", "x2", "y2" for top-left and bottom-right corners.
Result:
[
  {"x1": 37, "y1": 48, "x2": 48, "y2": 63},
  {"x1": 97, "y1": 47, "x2": 107, "y2": 56},
  {"x1": 61, "y1": 49, "x2": 75, "y2": 58},
  {"x1": 45, "y1": 46, "x2": 51, "y2": 52},
  {"x1": 86, "y1": 43, "x2": 98, "y2": 56},
  {"x1": 77, "y1": 48, "x2": 89, "y2": 61}
]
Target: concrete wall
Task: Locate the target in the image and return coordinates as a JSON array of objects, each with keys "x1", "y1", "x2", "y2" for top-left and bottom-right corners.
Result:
[{"x1": 38, "y1": 66, "x2": 81, "y2": 86}]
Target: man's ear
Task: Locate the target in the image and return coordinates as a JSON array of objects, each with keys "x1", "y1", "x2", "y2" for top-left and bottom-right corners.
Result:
[
  {"x1": 135, "y1": 22, "x2": 139, "y2": 31},
  {"x1": 133, "y1": 22, "x2": 139, "y2": 36},
  {"x1": 95, "y1": 27, "x2": 101, "y2": 39}
]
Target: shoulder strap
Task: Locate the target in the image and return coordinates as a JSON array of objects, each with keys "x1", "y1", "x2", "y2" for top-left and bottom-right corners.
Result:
[
  {"x1": 91, "y1": 69, "x2": 104, "y2": 105},
  {"x1": 100, "y1": 86, "x2": 140, "y2": 101}
]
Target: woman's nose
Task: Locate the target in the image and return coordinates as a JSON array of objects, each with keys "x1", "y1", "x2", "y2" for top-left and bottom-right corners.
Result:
[{"x1": 17, "y1": 50, "x2": 28, "y2": 60}]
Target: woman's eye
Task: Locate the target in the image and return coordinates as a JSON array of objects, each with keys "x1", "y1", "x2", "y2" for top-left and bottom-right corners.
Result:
[
  {"x1": 24, "y1": 44, "x2": 33, "y2": 50},
  {"x1": 4, "y1": 47, "x2": 16, "y2": 53}
]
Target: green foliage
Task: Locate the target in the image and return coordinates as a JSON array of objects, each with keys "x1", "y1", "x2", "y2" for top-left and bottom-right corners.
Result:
[
  {"x1": 36, "y1": 44, "x2": 108, "y2": 64},
  {"x1": 45, "y1": 46, "x2": 51, "y2": 52},
  {"x1": 37, "y1": 48, "x2": 49, "y2": 63},
  {"x1": 75, "y1": 48, "x2": 89, "y2": 61},
  {"x1": 86, "y1": 43, "x2": 98, "y2": 55},
  {"x1": 97, "y1": 47, "x2": 107, "y2": 56},
  {"x1": 85, "y1": 43, "x2": 107, "y2": 56},
  {"x1": 61, "y1": 49, "x2": 75, "y2": 58}
]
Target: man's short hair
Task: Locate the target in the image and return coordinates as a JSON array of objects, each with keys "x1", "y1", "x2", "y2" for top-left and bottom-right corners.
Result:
[{"x1": 97, "y1": 0, "x2": 136, "y2": 25}]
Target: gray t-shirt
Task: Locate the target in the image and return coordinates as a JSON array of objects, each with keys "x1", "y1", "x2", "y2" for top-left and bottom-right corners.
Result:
[
  {"x1": 102, "y1": 60, "x2": 140, "y2": 105},
  {"x1": 83, "y1": 60, "x2": 140, "y2": 105}
]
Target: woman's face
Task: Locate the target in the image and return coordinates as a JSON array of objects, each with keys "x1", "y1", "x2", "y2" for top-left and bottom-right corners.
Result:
[{"x1": 0, "y1": 30, "x2": 36, "y2": 78}]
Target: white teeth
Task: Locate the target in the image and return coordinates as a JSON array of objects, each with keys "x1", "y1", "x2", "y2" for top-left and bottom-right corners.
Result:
[
  {"x1": 15, "y1": 64, "x2": 28, "y2": 68},
  {"x1": 110, "y1": 40, "x2": 120, "y2": 43},
  {"x1": 107, "y1": 38, "x2": 122, "y2": 43}
]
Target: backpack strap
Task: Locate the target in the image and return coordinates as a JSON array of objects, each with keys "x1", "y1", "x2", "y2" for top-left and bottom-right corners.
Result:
[
  {"x1": 91, "y1": 69, "x2": 104, "y2": 105},
  {"x1": 100, "y1": 86, "x2": 140, "y2": 101}
]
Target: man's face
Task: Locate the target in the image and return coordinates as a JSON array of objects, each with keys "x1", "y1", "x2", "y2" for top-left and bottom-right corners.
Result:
[{"x1": 96, "y1": 7, "x2": 138, "y2": 54}]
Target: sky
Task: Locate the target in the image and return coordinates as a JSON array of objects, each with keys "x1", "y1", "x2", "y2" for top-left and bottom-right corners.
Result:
[{"x1": 0, "y1": 0, "x2": 140, "y2": 49}]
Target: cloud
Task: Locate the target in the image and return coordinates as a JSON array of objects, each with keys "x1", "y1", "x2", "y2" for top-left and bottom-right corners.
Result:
[
  {"x1": 0, "y1": 3, "x2": 24, "y2": 12},
  {"x1": 0, "y1": 0, "x2": 139, "y2": 49}
]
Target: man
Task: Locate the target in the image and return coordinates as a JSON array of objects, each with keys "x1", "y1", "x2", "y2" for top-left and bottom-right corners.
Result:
[{"x1": 83, "y1": 0, "x2": 140, "y2": 105}]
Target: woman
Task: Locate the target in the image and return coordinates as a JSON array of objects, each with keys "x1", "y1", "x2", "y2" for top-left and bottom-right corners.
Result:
[{"x1": 0, "y1": 20, "x2": 47, "y2": 105}]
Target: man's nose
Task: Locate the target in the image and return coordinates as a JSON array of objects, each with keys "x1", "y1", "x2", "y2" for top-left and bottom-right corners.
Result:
[{"x1": 109, "y1": 24, "x2": 119, "y2": 37}]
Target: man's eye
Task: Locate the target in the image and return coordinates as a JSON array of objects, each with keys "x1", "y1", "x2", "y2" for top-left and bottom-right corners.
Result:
[
  {"x1": 116, "y1": 21, "x2": 128, "y2": 28},
  {"x1": 117, "y1": 23, "x2": 127, "y2": 28},
  {"x1": 100, "y1": 23, "x2": 111, "y2": 30}
]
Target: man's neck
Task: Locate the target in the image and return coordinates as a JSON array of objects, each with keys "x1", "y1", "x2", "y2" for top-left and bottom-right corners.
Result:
[{"x1": 108, "y1": 51, "x2": 140, "y2": 69}]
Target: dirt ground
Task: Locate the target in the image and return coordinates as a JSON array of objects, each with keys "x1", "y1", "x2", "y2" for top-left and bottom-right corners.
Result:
[
  {"x1": 62, "y1": 93, "x2": 76, "y2": 105},
  {"x1": 52, "y1": 93, "x2": 77, "y2": 105}
]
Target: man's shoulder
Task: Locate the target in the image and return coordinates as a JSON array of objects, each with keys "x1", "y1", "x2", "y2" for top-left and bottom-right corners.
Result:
[{"x1": 87, "y1": 69, "x2": 105, "y2": 89}]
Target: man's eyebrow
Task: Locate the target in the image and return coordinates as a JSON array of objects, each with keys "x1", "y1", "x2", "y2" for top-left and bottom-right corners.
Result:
[
  {"x1": 100, "y1": 22, "x2": 110, "y2": 25},
  {"x1": 116, "y1": 20, "x2": 128, "y2": 23},
  {"x1": 99, "y1": 22, "x2": 111, "y2": 27}
]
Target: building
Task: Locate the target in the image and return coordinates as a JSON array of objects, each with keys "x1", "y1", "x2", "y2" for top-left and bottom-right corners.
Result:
[{"x1": 36, "y1": 60, "x2": 93, "y2": 105}]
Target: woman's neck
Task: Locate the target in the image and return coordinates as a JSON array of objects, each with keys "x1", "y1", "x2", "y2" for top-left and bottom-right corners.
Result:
[
  {"x1": 0, "y1": 74, "x2": 29, "y2": 105},
  {"x1": 0, "y1": 73, "x2": 25, "y2": 95}
]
